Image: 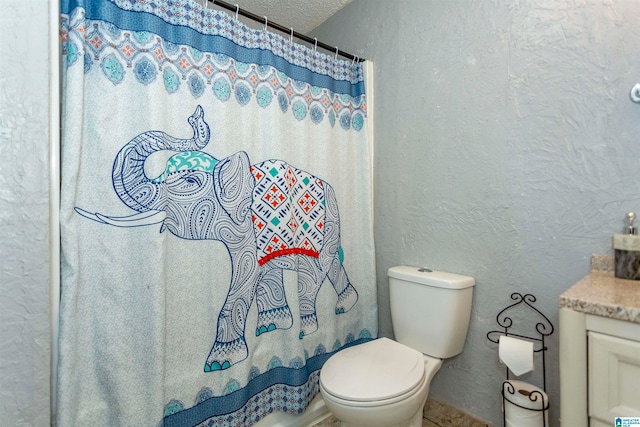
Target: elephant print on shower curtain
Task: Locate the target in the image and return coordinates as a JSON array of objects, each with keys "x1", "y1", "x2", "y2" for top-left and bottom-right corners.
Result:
[{"x1": 76, "y1": 105, "x2": 359, "y2": 372}]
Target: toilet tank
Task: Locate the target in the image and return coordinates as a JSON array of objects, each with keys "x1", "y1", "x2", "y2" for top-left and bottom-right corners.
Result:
[{"x1": 388, "y1": 266, "x2": 475, "y2": 359}]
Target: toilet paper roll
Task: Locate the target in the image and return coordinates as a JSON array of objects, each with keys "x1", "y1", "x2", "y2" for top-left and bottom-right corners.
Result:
[
  {"x1": 499, "y1": 335, "x2": 534, "y2": 376},
  {"x1": 503, "y1": 380, "x2": 548, "y2": 427}
]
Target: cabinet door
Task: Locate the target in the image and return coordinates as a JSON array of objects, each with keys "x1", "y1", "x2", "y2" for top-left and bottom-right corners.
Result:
[{"x1": 589, "y1": 331, "x2": 640, "y2": 424}]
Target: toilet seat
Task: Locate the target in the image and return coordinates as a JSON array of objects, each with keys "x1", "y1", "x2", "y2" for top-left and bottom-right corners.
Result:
[{"x1": 320, "y1": 338, "x2": 425, "y2": 403}]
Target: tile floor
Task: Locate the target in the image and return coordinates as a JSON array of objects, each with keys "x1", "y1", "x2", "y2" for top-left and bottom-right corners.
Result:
[
  {"x1": 312, "y1": 416, "x2": 441, "y2": 426},
  {"x1": 313, "y1": 417, "x2": 489, "y2": 427},
  {"x1": 311, "y1": 397, "x2": 493, "y2": 427}
]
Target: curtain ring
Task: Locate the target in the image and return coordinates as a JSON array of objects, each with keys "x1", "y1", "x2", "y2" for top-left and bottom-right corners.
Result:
[
  {"x1": 264, "y1": 16, "x2": 268, "y2": 32},
  {"x1": 332, "y1": 47, "x2": 339, "y2": 78},
  {"x1": 289, "y1": 28, "x2": 294, "y2": 46},
  {"x1": 204, "y1": 0, "x2": 208, "y2": 10},
  {"x1": 313, "y1": 38, "x2": 318, "y2": 55},
  {"x1": 234, "y1": 4, "x2": 239, "y2": 21},
  {"x1": 352, "y1": 55, "x2": 359, "y2": 66}
]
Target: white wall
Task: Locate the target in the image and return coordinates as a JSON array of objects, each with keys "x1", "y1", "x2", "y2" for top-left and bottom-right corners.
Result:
[
  {"x1": 312, "y1": 1, "x2": 640, "y2": 425},
  {"x1": 0, "y1": 1, "x2": 51, "y2": 425}
]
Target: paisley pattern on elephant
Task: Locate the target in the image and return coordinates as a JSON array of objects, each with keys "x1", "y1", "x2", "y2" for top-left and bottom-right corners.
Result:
[{"x1": 75, "y1": 105, "x2": 359, "y2": 372}]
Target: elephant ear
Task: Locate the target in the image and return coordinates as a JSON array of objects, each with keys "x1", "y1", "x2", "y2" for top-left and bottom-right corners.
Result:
[{"x1": 214, "y1": 151, "x2": 254, "y2": 225}]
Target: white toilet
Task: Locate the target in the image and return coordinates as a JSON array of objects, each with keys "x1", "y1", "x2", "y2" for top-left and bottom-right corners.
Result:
[{"x1": 320, "y1": 266, "x2": 475, "y2": 427}]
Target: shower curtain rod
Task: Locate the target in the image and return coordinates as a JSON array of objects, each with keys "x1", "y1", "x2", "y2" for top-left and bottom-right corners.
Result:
[{"x1": 207, "y1": 0, "x2": 365, "y2": 62}]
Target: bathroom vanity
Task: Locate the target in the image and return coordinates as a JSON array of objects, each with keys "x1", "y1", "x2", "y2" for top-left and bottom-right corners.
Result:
[{"x1": 559, "y1": 260, "x2": 640, "y2": 426}]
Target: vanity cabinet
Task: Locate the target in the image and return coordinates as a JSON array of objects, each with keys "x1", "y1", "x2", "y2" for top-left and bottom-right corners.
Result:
[
  {"x1": 587, "y1": 319, "x2": 640, "y2": 426},
  {"x1": 559, "y1": 269, "x2": 640, "y2": 427}
]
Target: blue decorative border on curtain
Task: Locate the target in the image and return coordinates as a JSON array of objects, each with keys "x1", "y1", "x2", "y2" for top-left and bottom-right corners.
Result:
[
  {"x1": 61, "y1": 1, "x2": 367, "y2": 131},
  {"x1": 60, "y1": 0, "x2": 365, "y2": 96},
  {"x1": 162, "y1": 337, "x2": 370, "y2": 427}
]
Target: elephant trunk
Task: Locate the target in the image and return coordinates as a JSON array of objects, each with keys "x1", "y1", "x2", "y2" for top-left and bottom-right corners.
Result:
[{"x1": 112, "y1": 106, "x2": 210, "y2": 212}]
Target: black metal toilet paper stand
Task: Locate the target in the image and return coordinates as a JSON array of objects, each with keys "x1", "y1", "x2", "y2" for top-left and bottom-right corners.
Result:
[{"x1": 486, "y1": 293, "x2": 554, "y2": 427}]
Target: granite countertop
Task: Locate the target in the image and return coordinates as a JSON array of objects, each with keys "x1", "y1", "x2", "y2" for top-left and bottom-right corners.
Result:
[{"x1": 559, "y1": 256, "x2": 640, "y2": 323}]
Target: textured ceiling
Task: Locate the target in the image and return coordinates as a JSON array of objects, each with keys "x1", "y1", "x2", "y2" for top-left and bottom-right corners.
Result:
[{"x1": 231, "y1": 0, "x2": 352, "y2": 34}]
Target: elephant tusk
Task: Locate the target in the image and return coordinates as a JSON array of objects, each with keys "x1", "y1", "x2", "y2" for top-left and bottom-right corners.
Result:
[
  {"x1": 95, "y1": 211, "x2": 166, "y2": 227},
  {"x1": 74, "y1": 207, "x2": 108, "y2": 224},
  {"x1": 75, "y1": 207, "x2": 166, "y2": 227}
]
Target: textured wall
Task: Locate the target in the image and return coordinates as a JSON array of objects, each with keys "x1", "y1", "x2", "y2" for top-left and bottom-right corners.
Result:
[
  {"x1": 0, "y1": 1, "x2": 51, "y2": 426},
  {"x1": 312, "y1": 1, "x2": 640, "y2": 425}
]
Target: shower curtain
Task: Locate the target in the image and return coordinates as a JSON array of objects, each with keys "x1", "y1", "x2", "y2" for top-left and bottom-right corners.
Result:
[{"x1": 57, "y1": 1, "x2": 376, "y2": 426}]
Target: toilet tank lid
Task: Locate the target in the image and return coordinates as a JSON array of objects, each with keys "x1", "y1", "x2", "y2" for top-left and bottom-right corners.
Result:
[{"x1": 388, "y1": 266, "x2": 475, "y2": 289}]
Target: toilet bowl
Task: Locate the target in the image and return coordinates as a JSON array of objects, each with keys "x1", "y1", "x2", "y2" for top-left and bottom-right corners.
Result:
[
  {"x1": 320, "y1": 338, "x2": 442, "y2": 427},
  {"x1": 319, "y1": 267, "x2": 475, "y2": 427}
]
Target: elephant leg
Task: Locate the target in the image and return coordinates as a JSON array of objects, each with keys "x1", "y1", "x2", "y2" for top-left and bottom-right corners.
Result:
[
  {"x1": 297, "y1": 255, "x2": 325, "y2": 339},
  {"x1": 204, "y1": 245, "x2": 261, "y2": 372},
  {"x1": 325, "y1": 255, "x2": 358, "y2": 314},
  {"x1": 319, "y1": 183, "x2": 358, "y2": 314},
  {"x1": 255, "y1": 266, "x2": 293, "y2": 336}
]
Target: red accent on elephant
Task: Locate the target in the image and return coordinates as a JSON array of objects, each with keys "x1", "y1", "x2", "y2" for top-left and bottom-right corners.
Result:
[{"x1": 258, "y1": 248, "x2": 320, "y2": 266}]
